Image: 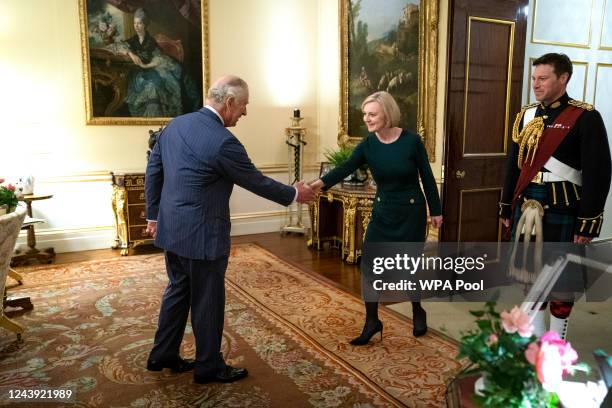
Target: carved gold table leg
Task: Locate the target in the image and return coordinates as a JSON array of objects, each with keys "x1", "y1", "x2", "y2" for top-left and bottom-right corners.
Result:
[
  {"x1": 361, "y1": 208, "x2": 372, "y2": 242},
  {"x1": 0, "y1": 315, "x2": 24, "y2": 341},
  {"x1": 343, "y1": 197, "x2": 358, "y2": 264},
  {"x1": 8, "y1": 268, "x2": 23, "y2": 285},
  {"x1": 111, "y1": 186, "x2": 129, "y2": 255},
  {"x1": 307, "y1": 197, "x2": 322, "y2": 249}
]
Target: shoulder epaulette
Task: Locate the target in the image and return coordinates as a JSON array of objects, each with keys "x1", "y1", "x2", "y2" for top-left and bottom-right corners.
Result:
[
  {"x1": 512, "y1": 103, "x2": 539, "y2": 143},
  {"x1": 568, "y1": 99, "x2": 594, "y2": 111}
]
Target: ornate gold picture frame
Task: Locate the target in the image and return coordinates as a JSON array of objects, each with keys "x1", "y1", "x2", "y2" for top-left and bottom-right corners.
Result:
[
  {"x1": 339, "y1": 0, "x2": 438, "y2": 160},
  {"x1": 78, "y1": 0, "x2": 210, "y2": 125}
]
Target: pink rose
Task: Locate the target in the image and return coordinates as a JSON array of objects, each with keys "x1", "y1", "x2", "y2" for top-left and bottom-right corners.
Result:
[
  {"x1": 525, "y1": 331, "x2": 579, "y2": 391},
  {"x1": 7, "y1": 184, "x2": 15, "y2": 191},
  {"x1": 486, "y1": 333, "x2": 499, "y2": 346},
  {"x1": 0, "y1": 178, "x2": 4, "y2": 183},
  {"x1": 540, "y1": 331, "x2": 578, "y2": 374},
  {"x1": 540, "y1": 331, "x2": 561, "y2": 343},
  {"x1": 536, "y1": 342, "x2": 564, "y2": 391},
  {"x1": 500, "y1": 306, "x2": 533, "y2": 337}
]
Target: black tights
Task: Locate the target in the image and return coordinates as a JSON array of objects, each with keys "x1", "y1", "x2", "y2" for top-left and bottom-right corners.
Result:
[{"x1": 364, "y1": 301, "x2": 423, "y2": 321}]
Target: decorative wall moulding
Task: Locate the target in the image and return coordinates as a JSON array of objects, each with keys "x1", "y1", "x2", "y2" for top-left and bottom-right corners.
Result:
[
  {"x1": 531, "y1": 0, "x2": 594, "y2": 49},
  {"x1": 593, "y1": 64, "x2": 612, "y2": 130},
  {"x1": 462, "y1": 16, "x2": 515, "y2": 158},
  {"x1": 599, "y1": 0, "x2": 612, "y2": 49}
]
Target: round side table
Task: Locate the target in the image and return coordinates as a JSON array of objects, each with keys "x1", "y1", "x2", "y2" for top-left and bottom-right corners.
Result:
[{"x1": 10, "y1": 194, "x2": 55, "y2": 266}]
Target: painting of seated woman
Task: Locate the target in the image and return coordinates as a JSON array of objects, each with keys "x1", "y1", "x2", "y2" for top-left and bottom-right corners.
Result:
[{"x1": 80, "y1": 0, "x2": 208, "y2": 124}]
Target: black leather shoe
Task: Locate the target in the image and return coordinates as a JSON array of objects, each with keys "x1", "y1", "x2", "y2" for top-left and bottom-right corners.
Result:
[
  {"x1": 349, "y1": 319, "x2": 383, "y2": 346},
  {"x1": 194, "y1": 365, "x2": 248, "y2": 384},
  {"x1": 147, "y1": 357, "x2": 196, "y2": 373},
  {"x1": 412, "y1": 303, "x2": 427, "y2": 337}
]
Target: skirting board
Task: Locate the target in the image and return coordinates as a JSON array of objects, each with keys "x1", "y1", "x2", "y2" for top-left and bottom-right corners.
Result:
[
  {"x1": 15, "y1": 227, "x2": 117, "y2": 254},
  {"x1": 15, "y1": 211, "x2": 311, "y2": 254}
]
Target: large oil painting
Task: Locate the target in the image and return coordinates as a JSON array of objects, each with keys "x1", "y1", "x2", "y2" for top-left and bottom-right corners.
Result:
[
  {"x1": 78, "y1": 0, "x2": 209, "y2": 125},
  {"x1": 340, "y1": 0, "x2": 438, "y2": 159}
]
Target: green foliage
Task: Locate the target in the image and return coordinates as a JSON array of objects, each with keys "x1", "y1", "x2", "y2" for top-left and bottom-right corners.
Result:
[
  {"x1": 324, "y1": 146, "x2": 354, "y2": 168},
  {"x1": 458, "y1": 302, "x2": 558, "y2": 407}
]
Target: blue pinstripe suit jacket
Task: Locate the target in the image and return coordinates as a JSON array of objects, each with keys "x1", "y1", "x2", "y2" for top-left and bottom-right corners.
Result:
[{"x1": 145, "y1": 108, "x2": 295, "y2": 260}]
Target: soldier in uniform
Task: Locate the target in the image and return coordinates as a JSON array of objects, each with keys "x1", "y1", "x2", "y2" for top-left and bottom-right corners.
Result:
[{"x1": 499, "y1": 53, "x2": 611, "y2": 339}]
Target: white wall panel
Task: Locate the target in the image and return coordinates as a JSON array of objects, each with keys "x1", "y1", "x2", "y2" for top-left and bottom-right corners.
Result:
[
  {"x1": 532, "y1": 0, "x2": 593, "y2": 47},
  {"x1": 594, "y1": 64, "x2": 612, "y2": 131},
  {"x1": 600, "y1": 0, "x2": 612, "y2": 48}
]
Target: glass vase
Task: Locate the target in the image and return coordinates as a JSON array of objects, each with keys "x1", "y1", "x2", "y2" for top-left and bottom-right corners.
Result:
[{"x1": 474, "y1": 373, "x2": 489, "y2": 396}]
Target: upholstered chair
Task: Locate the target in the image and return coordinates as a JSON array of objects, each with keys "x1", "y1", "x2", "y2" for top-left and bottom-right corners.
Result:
[{"x1": 0, "y1": 206, "x2": 26, "y2": 340}]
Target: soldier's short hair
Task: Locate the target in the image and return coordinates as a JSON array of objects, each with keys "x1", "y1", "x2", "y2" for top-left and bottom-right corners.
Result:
[
  {"x1": 533, "y1": 53, "x2": 573, "y2": 80},
  {"x1": 361, "y1": 91, "x2": 401, "y2": 128}
]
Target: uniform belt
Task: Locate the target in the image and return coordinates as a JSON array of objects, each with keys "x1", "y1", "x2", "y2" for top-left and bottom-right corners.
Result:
[{"x1": 531, "y1": 171, "x2": 566, "y2": 184}]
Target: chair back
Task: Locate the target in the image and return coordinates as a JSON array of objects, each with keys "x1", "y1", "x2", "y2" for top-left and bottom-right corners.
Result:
[
  {"x1": 0, "y1": 206, "x2": 26, "y2": 313},
  {"x1": 155, "y1": 34, "x2": 184, "y2": 62}
]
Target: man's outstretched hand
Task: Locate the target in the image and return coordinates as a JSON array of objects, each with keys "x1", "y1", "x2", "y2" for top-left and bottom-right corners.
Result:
[
  {"x1": 295, "y1": 181, "x2": 315, "y2": 203},
  {"x1": 308, "y1": 179, "x2": 324, "y2": 195}
]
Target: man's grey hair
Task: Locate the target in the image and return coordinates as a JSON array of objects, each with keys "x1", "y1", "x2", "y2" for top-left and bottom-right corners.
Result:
[{"x1": 207, "y1": 77, "x2": 248, "y2": 104}]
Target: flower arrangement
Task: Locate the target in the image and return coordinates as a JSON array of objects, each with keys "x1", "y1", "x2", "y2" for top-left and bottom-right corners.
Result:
[
  {"x1": 458, "y1": 302, "x2": 588, "y2": 407},
  {"x1": 0, "y1": 178, "x2": 20, "y2": 212}
]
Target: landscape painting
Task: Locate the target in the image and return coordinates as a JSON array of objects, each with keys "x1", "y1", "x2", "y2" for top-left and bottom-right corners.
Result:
[{"x1": 340, "y1": 0, "x2": 438, "y2": 159}]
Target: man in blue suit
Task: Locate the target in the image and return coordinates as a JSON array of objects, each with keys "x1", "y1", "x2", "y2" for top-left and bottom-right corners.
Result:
[{"x1": 144, "y1": 75, "x2": 315, "y2": 383}]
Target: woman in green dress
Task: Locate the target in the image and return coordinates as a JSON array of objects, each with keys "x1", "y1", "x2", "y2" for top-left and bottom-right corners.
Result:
[{"x1": 310, "y1": 91, "x2": 443, "y2": 345}]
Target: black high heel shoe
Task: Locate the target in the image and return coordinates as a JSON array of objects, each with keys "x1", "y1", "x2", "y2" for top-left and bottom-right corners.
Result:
[
  {"x1": 412, "y1": 303, "x2": 427, "y2": 337},
  {"x1": 349, "y1": 319, "x2": 383, "y2": 345}
]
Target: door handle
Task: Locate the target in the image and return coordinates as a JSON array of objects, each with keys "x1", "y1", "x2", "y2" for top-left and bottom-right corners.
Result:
[{"x1": 455, "y1": 170, "x2": 466, "y2": 179}]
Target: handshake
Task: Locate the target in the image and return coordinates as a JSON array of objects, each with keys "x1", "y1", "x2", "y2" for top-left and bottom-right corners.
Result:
[{"x1": 295, "y1": 179, "x2": 325, "y2": 204}]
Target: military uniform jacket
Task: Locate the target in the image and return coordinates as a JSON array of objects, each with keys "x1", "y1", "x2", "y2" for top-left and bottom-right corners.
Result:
[{"x1": 500, "y1": 93, "x2": 611, "y2": 238}]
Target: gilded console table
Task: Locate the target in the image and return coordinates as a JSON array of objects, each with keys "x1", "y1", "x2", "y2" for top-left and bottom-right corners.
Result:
[
  {"x1": 111, "y1": 172, "x2": 153, "y2": 255},
  {"x1": 308, "y1": 185, "x2": 376, "y2": 264}
]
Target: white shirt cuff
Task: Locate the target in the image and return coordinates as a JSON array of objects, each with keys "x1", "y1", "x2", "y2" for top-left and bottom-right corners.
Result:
[{"x1": 293, "y1": 186, "x2": 298, "y2": 203}]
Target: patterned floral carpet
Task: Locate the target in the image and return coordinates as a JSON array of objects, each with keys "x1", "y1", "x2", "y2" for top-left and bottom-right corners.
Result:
[{"x1": 0, "y1": 244, "x2": 462, "y2": 407}]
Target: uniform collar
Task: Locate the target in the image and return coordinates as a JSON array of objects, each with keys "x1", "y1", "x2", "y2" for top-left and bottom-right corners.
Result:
[{"x1": 541, "y1": 93, "x2": 569, "y2": 111}]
